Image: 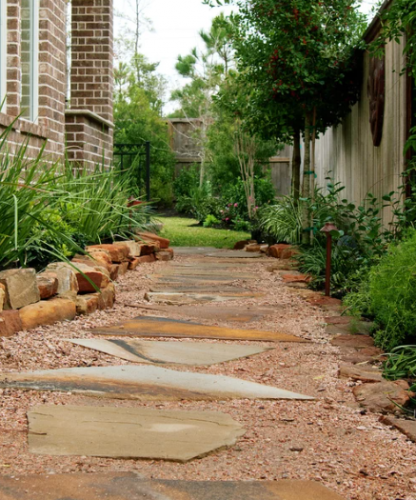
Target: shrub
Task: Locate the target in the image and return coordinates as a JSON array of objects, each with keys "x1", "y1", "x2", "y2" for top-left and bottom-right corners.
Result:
[
  {"x1": 367, "y1": 230, "x2": 416, "y2": 350},
  {"x1": 203, "y1": 214, "x2": 220, "y2": 227}
]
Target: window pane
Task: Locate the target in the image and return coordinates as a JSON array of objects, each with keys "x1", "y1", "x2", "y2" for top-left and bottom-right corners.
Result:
[
  {"x1": 0, "y1": 0, "x2": 6, "y2": 106},
  {"x1": 21, "y1": 0, "x2": 32, "y2": 118}
]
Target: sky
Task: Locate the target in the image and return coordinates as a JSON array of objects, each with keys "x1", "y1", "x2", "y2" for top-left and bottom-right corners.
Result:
[{"x1": 115, "y1": 0, "x2": 380, "y2": 114}]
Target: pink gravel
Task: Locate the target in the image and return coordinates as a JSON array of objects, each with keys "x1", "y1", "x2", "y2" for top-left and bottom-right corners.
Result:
[{"x1": 0, "y1": 254, "x2": 414, "y2": 500}]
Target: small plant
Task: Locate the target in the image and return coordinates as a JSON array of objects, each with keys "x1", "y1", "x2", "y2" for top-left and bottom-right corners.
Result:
[
  {"x1": 367, "y1": 230, "x2": 416, "y2": 350},
  {"x1": 383, "y1": 345, "x2": 416, "y2": 382},
  {"x1": 203, "y1": 214, "x2": 220, "y2": 227}
]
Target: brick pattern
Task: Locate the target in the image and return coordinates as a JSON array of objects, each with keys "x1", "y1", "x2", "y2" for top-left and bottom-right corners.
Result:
[
  {"x1": 38, "y1": 0, "x2": 67, "y2": 148},
  {"x1": 0, "y1": 0, "x2": 114, "y2": 167},
  {"x1": 66, "y1": 112, "x2": 113, "y2": 170},
  {"x1": 70, "y1": 0, "x2": 114, "y2": 122},
  {"x1": 6, "y1": 0, "x2": 21, "y2": 117}
]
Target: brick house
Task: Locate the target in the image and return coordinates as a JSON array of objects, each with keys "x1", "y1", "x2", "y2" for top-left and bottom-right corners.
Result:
[{"x1": 0, "y1": 0, "x2": 114, "y2": 168}]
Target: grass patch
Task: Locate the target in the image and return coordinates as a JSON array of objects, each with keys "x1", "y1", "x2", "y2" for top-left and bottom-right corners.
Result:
[{"x1": 159, "y1": 216, "x2": 251, "y2": 248}]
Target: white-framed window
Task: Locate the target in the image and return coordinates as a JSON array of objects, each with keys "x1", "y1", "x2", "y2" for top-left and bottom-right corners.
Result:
[
  {"x1": 21, "y1": 0, "x2": 39, "y2": 122},
  {"x1": 0, "y1": 0, "x2": 7, "y2": 109}
]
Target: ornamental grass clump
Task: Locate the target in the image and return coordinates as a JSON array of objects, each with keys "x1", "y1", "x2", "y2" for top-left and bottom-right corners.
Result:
[
  {"x1": 0, "y1": 120, "x2": 151, "y2": 270},
  {"x1": 368, "y1": 230, "x2": 416, "y2": 351}
]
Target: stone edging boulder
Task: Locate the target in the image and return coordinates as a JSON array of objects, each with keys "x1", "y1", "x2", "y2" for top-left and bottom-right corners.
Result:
[{"x1": 0, "y1": 232, "x2": 173, "y2": 338}]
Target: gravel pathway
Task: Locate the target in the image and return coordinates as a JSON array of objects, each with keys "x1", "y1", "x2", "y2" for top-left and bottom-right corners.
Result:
[{"x1": 0, "y1": 252, "x2": 414, "y2": 500}]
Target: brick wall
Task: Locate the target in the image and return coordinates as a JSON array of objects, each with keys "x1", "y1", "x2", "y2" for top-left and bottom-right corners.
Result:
[
  {"x1": 67, "y1": 0, "x2": 114, "y2": 168},
  {"x1": 0, "y1": 0, "x2": 66, "y2": 160},
  {"x1": 0, "y1": 0, "x2": 114, "y2": 168}
]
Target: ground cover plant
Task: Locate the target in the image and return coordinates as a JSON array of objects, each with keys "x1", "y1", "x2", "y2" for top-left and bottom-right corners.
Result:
[{"x1": 159, "y1": 216, "x2": 250, "y2": 248}]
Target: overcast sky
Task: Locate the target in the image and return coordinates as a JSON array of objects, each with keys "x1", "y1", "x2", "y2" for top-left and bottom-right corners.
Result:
[{"x1": 114, "y1": 0, "x2": 380, "y2": 114}]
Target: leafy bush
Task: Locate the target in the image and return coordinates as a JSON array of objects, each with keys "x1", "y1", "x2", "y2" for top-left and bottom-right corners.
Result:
[
  {"x1": 173, "y1": 165, "x2": 200, "y2": 199},
  {"x1": 0, "y1": 122, "x2": 152, "y2": 270},
  {"x1": 367, "y1": 230, "x2": 416, "y2": 350},
  {"x1": 203, "y1": 214, "x2": 220, "y2": 227},
  {"x1": 258, "y1": 197, "x2": 303, "y2": 243}
]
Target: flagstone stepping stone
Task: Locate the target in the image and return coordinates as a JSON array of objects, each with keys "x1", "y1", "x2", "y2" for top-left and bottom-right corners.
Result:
[
  {"x1": 66, "y1": 338, "x2": 272, "y2": 365},
  {"x1": 149, "y1": 285, "x2": 255, "y2": 294},
  {"x1": 28, "y1": 405, "x2": 245, "y2": 461},
  {"x1": 352, "y1": 380, "x2": 412, "y2": 413},
  {"x1": 338, "y1": 363, "x2": 384, "y2": 383},
  {"x1": 145, "y1": 292, "x2": 264, "y2": 304},
  {"x1": 149, "y1": 273, "x2": 255, "y2": 282},
  {"x1": 380, "y1": 415, "x2": 416, "y2": 443},
  {"x1": 0, "y1": 365, "x2": 314, "y2": 401},
  {"x1": 0, "y1": 474, "x2": 348, "y2": 500},
  {"x1": 172, "y1": 246, "x2": 219, "y2": 255},
  {"x1": 157, "y1": 268, "x2": 256, "y2": 277},
  {"x1": 139, "y1": 304, "x2": 279, "y2": 323},
  {"x1": 205, "y1": 250, "x2": 264, "y2": 258},
  {"x1": 92, "y1": 316, "x2": 308, "y2": 343},
  {"x1": 330, "y1": 334, "x2": 376, "y2": 350}
]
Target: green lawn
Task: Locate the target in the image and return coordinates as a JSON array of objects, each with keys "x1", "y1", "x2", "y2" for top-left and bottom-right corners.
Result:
[{"x1": 159, "y1": 216, "x2": 251, "y2": 249}]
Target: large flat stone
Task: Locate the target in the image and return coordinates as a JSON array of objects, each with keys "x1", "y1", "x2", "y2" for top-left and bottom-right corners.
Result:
[
  {"x1": 145, "y1": 292, "x2": 263, "y2": 304},
  {"x1": 171, "y1": 246, "x2": 218, "y2": 255},
  {"x1": 139, "y1": 304, "x2": 278, "y2": 323},
  {"x1": 205, "y1": 250, "x2": 264, "y2": 258},
  {"x1": 66, "y1": 338, "x2": 272, "y2": 365},
  {"x1": 0, "y1": 268, "x2": 40, "y2": 310},
  {"x1": 352, "y1": 380, "x2": 412, "y2": 413},
  {"x1": 92, "y1": 316, "x2": 308, "y2": 343},
  {"x1": 380, "y1": 415, "x2": 416, "y2": 443},
  {"x1": 149, "y1": 273, "x2": 255, "y2": 282},
  {"x1": 0, "y1": 475, "x2": 347, "y2": 500},
  {"x1": 28, "y1": 405, "x2": 245, "y2": 462},
  {"x1": 339, "y1": 364, "x2": 383, "y2": 383},
  {"x1": 0, "y1": 365, "x2": 314, "y2": 401},
  {"x1": 157, "y1": 268, "x2": 256, "y2": 278}
]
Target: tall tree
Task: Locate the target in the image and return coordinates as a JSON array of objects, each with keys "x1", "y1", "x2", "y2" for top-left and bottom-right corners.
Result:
[{"x1": 205, "y1": 0, "x2": 365, "y2": 241}]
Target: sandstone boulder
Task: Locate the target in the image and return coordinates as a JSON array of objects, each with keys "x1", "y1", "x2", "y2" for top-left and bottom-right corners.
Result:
[
  {"x1": 353, "y1": 380, "x2": 413, "y2": 414},
  {"x1": 0, "y1": 310, "x2": 23, "y2": 337},
  {"x1": 73, "y1": 263, "x2": 110, "y2": 293},
  {"x1": 45, "y1": 263, "x2": 79, "y2": 300},
  {"x1": 109, "y1": 264, "x2": 119, "y2": 281},
  {"x1": 19, "y1": 298, "x2": 76, "y2": 331},
  {"x1": 136, "y1": 232, "x2": 170, "y2": 249},
  {"x1": 117, "y1": 262, "x2": 130, "y2": 276},
  {"x1": 115, "y1": 240, "x2": 141, "y2": 257},
  {"x1": 86, "y1": 244, "x2": 130, "y2": 263},
  {"x1": 97, "y1": 283, "x2": 116, "y2": 310},
  {"x1": 268, "y1": 244, "x2": 299, "y2": 260},
  {"x1": 139, "y1": 243, "x2": 160, "y2": 256},
  {"x1": 36, "y1": 272, "x2": 59, "y2": 300},
  {"x1": 136, "y1": 254, "x2": 156, "y2": 264},
  {"x1": 156, "y1": 249, "x2": 174, "y2": 262},
  {"x1": 76, "y1": 294, "x2": 100, "y2": 316},
  {"x1": 0, "y1": 268, "x2": 40, "y2": 310},
  {"x1": 0, "y1": 283, "x2": 5, "y2": 311}
]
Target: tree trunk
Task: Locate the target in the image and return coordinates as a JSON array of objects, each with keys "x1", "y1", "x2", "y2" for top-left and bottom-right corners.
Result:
[
  {"x1": 292, "y1": 128, "x2": 301, "y2": 204},
  {"x1": 301, "y1": 112, "x2": 312, "y2": 245}
]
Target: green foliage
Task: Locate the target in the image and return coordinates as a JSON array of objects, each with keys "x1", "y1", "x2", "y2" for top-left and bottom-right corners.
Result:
[
  {"x1": 0, "y1": 121, "x2": 152, "y2": 271},
  {"x1": 367, "y1": 231, "x2": 416, "y2": 350},
  {"x1": 258, "y1": 197, "x2": 303, "y2": 244},
  {"x1": 114, "y1": 54, "x2": 175, "y2": 206},
  {"x1": 203, "y1": 214, "x2": 221, "y2": 227},
  {"x1": 383, "y1": 345, "x2": 416, "y2": 382},
  {"x1": 173, "y1": 165, "x2": 200, "y2": 199}
]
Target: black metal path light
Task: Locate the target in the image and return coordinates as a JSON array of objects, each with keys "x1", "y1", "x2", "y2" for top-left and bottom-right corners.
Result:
[{"x1": 320, "y1": 222, "x2": 339, "y2": 297}]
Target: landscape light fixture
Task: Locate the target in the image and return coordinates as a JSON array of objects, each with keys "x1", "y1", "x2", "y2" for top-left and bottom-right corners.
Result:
[{"x1": 320, "y1": 222, "x2": 339, "y2": 297}]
